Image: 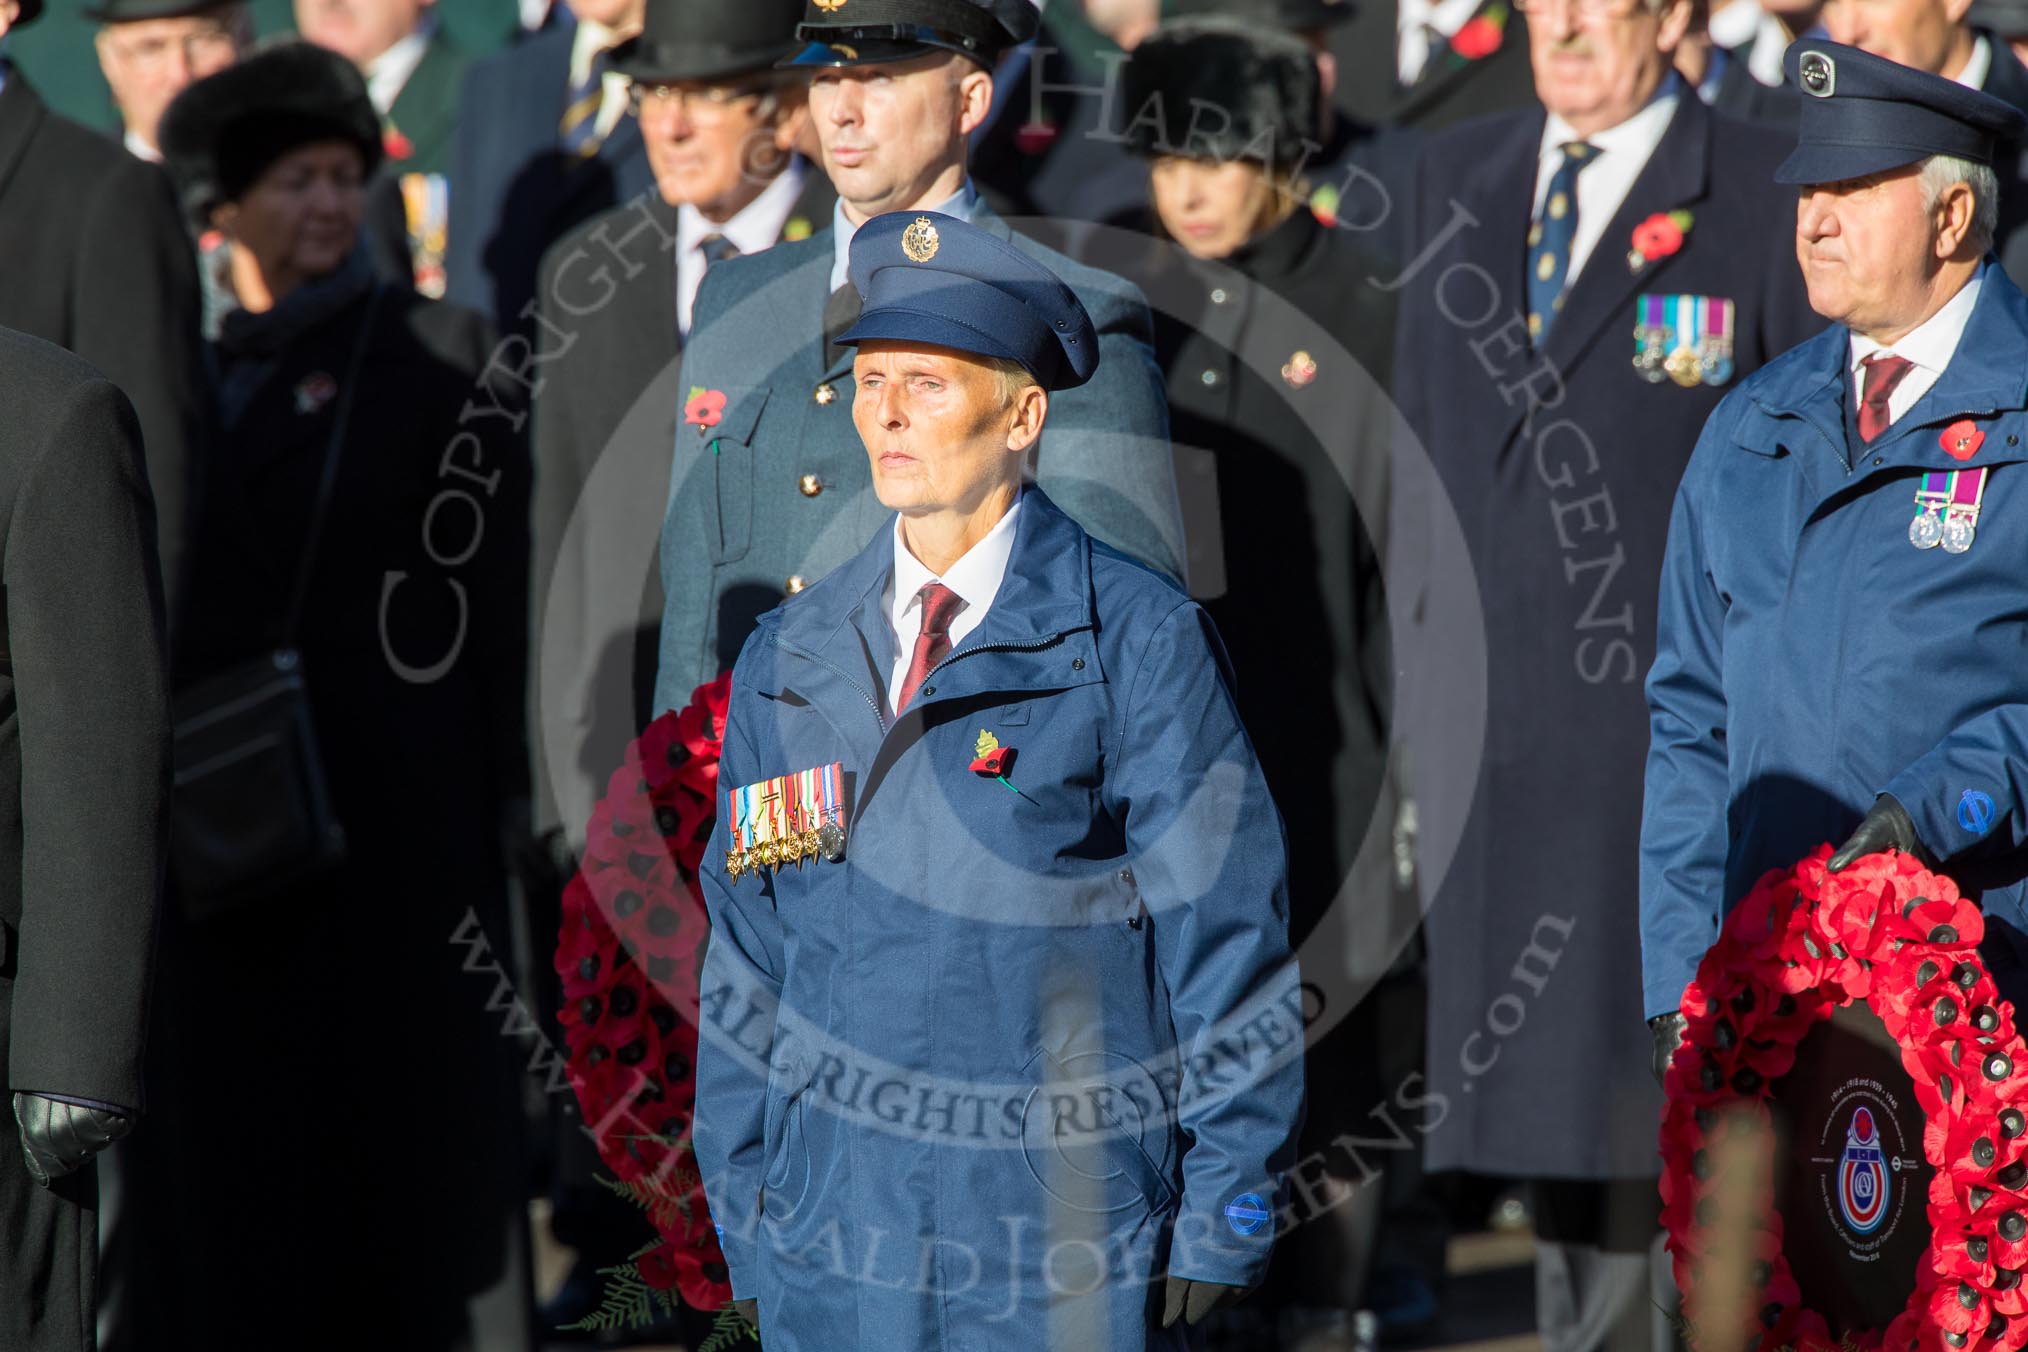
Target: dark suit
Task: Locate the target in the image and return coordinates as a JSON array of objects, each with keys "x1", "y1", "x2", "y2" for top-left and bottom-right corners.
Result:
[
  {"x1": 529, "y1": 171, "x2": 836, "y2": 846},
  {"x1": 1707, "y1": 40, "x2": 1799, "y2": 127},
  {"x1": 0, "y1": 69, "x2": 204, "y2": 619},
  {"x1": 1390, "y1": 89, "x2": 1819, "y2": 1349},
  {"x1": 1392, "y1": 90, "x2": 1818, "y2": 1184},
  {"x1": 446, "y1": 21, "x2": 653, "y2": 340},
  {"x1": 1328, "y1": 0, "x2": 1539, "y2": 133},
  {"x1": 0, "y1": 327, "x2": 169, "y2": 1352}
]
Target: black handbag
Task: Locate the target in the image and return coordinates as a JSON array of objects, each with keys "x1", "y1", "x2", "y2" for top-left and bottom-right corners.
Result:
[{"x1": 170, "y1": 287, "x2": 382, "y2": 920}]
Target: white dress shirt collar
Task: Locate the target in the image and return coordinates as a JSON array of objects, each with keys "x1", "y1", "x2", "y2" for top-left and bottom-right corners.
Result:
[
  {"x1": 1848, "y1": 264, "x2": 1986, "y2": 429},
  {"x1": 124, "y1": 128, "x2": 162, "y2": 162},
  {"x1": 1396, "y1": 0, "x2": 1486, "y2": 85},
  {"x1": 884, "y1": 491, "x2": 1023, "y2": 714},
  {"x1": 830, "y1": 179, "x2": 980, "y2": 292},
  {"x1": 676, "y1": 162, "x2": 809, "y2": 334},
  {"x1": 1956, "y1": 32, "x2": 1995, "y2": 91},
  {"x1": 366, "y1": 15, "x2": 436, "y2": 116},
  {"x1": 569, "y1": 16, "x2": 633, "y2": 140},
  {"x1": 1746, "y1": 12, "x2": 1790, "y2": 87},
  {"x1": 1534, "y1": 77, "x2": 1682, "y2": 287},
  {"x1": 1707, "y1": 0, "x2": 1761, "y2": 51}
]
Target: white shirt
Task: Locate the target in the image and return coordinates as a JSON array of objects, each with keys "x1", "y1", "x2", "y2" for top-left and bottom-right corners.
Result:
[
  {"x1": 883, "y1": 493, "x2": 1023, "y2": 715},
  {"x1": 365, "y1": 16, "x2": 435, "y2": 116},
  {"x1": 1707, "y1": 0, "x2": 1762, "y2": 52},
  {"x1": 1848, "y1": 265, "x2": 1986, "y2": 429},
  {"x1": 1956, "y1": 33, "x2": 1995, "y2": 91},
  {"x1": 830, "y1": 180, "x2": 981, "y2": 292},
  {"x1": 1397, "y1": 0, "x2": 1484, "y2": 86},
  {"x1": 568, "y1": 17, "x2": 632, "y2": 143},
  {"x1": 1746, "y1": 12, "x2": 1790, "y2": 87},
  {"x1": 124, "y1": 129, "x2": 162, "y2": 162},
  {"x1": 1533, "y1": 79, "x2": 1682, "y2": 288},
  {"x1": 676, "y1": 162, "x2": 808, "y2": 335}
]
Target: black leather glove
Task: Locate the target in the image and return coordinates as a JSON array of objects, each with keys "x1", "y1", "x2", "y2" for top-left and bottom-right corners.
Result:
[
  {"x1": 1829, "y1": 794, "x2": 1932, "y2": 872},
  {"x1": 729, "y1": 1297, "x2": 758, "y2": 1332},
  {"x1": 13, "y1": 1092, "x2": 133, "y2": 1187},
  {"x1": 1160, "y1": 1276, "x2": 1253, "y2": 1328},
  {"x1": 1649, "y1": 1011, "x2": 1687, "y2": 1088}
]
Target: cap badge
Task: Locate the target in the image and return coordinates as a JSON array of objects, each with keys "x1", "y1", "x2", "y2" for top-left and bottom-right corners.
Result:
[
  {"x1": 902, "y1": 216, "x2": 941, "y2": 263},
  {"x1": 1800, "y1": 51, "x2": 1835, "y2": 98},
  {"x1": 813, "y1": 0, "x2": 846, "y2": 11}
]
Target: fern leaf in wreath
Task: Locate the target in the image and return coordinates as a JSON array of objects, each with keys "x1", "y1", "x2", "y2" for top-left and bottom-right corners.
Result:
[{"x1": 695, "y1": 1305, "x2": 760, "y2": 1352}]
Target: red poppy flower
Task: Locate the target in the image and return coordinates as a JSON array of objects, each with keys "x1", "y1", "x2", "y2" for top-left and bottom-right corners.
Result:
[
  {"x1": 1450, "y1": 14, "x2": 1503, "y2": 59},
  {"x1": 636, "y1": 1243, "x2": 683, "y2": 1291},
  {"x1": 1014, "y1": 120, "x2": 1058, "y2": 155},
  {"x1": 1942, "y1": 419, "x2": 1987, "y2": 461},
  {"x1": 684, "y1": 388, "x2": 728, "y2": 430},
  {"x1": 971, "y1": 747, "x2": 1012, "y2": 775},
  {"x1": 1630, "y1": 213, "x2": 1685, "y2": 263},
  {"x1": 382, "y1": 126, "x2": 414, "y2": 161}
]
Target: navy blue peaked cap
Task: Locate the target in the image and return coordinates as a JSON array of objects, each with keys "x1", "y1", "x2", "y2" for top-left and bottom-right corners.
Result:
[
  {"x1": 1777, "y1": 39, "x2": 2027, "y2": 185},
  {"x1": 837, "y1": 212, "x2": 1099, "y2": 391}
]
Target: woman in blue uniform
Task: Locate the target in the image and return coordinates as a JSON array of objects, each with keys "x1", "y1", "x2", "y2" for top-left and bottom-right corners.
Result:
[{"x1": 693, "y1": 210, "x2": 1305, "y2": 1350}]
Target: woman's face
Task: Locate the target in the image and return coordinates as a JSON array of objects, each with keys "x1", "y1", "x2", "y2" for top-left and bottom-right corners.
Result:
[
  {"x1": 217, "y1": 141, "x2": 365, "y2": 293},
  {"x1": 1150, "y1": 156, "x2": 1281, "y2": 260}
]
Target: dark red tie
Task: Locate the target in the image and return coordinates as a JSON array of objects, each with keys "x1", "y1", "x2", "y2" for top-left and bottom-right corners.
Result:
[
  {"x1": 1858, "y1": 353, "x2": 1915, "y2": 443},
  {"x1": 897, "y1": 582, "x2": 963, "y2": 711}
]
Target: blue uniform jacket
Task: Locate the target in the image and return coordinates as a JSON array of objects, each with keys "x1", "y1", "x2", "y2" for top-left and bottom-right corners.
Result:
[
  {"x1": 1641, "y1": 267, "x2": 2028, "y2": 1018},
  {"x1": 693, "y1": 491, "x2": 1303, "y2": 1350},
  {"x1": 652, "y1": 204, "x2": 1184, "y2": 712}
]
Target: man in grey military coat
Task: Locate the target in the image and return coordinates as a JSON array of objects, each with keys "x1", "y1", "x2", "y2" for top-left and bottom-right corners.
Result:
[{"x1": 653, "y1": 0, "x2": 1184, "y2": 709}]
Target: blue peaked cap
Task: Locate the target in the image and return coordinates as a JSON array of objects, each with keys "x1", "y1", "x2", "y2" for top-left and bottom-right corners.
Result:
[
  {"x1": 837, "y1": 212, "x2": 1100, "y2": 391},
  {"x1": 1777, "y1": 39, "x2": 2027, "y2": 185}
]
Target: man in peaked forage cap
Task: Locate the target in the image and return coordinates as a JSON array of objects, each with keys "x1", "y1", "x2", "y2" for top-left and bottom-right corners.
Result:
[
  {"x1": 651, "y1": 0, "x2": 1183, "y2": 714},
  {"x1": 1644, "y1": 40, "x2": 2028, "y2": 1140},
  {"x1": 691, "y1": 211, "x2": 1303, "y2": 1350},
  {"x1": 1386, "y1": 0, "x2": 1819, "y2": 1342}
]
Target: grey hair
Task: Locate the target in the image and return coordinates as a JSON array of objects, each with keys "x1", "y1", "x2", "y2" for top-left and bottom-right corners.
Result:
[{"x1": 1921, "y1": 153, "x2": 2000, "y2": 254}]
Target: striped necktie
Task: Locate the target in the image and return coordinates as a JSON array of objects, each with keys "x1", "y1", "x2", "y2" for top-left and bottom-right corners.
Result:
[
  {"x1": 1526, "y1": 141, "x2": 1597, "y2": 343},
  {"x1": 558, "y1": 48, "x2": 611, "y2": 158}
]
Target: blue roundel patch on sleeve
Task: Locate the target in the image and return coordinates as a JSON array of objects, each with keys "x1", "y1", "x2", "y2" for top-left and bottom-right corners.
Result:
[
  {"x1": 1960, "y1": 789, "x2": 1997, "y2": 834},
  {"x1": 1223, "y1": 1192, "x2": 1270, "y2": 1236}
]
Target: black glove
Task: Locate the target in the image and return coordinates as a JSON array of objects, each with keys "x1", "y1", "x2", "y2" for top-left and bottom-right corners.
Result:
[
  {"x1": 1829, "y1": 794, "x2": 1932, "y2": 873},
  {"x1": 13, "y1": 1092, "x2": 133, "y2": 1187},
  {"x1": 1649, "y1": 1011, "x2": 1687, "y2": 1088},
  {"x1": 1160, "y1": 1276, "x2": 1253, "y2": 1328},
  {"x1": 729, "y1": 1297, "x2": 758, "y2": 1332}
]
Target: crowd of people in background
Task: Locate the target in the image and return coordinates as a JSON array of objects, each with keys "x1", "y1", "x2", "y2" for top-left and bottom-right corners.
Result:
[{"x1": 4, "y1": 0, "x2": 2026, "y2": 1344}]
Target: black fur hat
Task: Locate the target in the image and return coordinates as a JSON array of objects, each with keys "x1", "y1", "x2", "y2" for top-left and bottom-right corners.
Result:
[
  {"x1": 1121, "y1": 17, "x2": 1321, "y2": 167},
  {"x1": 159, "y1": 40, "x2": 383, "y2": 225}
]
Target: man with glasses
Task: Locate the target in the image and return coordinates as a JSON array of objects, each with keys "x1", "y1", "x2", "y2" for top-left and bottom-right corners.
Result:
[
  {"x1": 653, "y1": 0, "x2": 1182, "y2": 715},
  {"x1": 90, "y1": 0, "x2": 248, "y2": 163},
  {"x1": 525, "y1": 15, "x2": 831, "y2": 1312},
  {"x1": 1387, "y1": 0, "x2": 1815, "y2": 1343}
]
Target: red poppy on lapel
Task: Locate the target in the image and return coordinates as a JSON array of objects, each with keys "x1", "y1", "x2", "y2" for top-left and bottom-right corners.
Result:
[
  {"x1": 1451, "y1": 7, "x2": 1506, "y2": 59},
  {"x1": 1942, "y1": 420, "x2": 1985, "y2": 462},
  {"x1": 382, "y1": 125, "x2": 413, "y2": 161},
  {"x1": 1628, "y1": 210, "x2": 1693, "y2": 270},
  {"x1": 684, "y1": 387, "x2": 728, "y2": 434}
]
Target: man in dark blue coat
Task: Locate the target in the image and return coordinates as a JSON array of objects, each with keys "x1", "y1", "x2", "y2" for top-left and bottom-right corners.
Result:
[
  {"x1": 1387, "y1": 0, "x2": 1819, "y2": 1342},
  {"x1": 1643, "y1": 45, "x2": 2028, "y2": 1056},
  {"x1": 694, "y1": 211, "x2": 1302, "y2": 1350},
  {"x1": 652, "y1": 0, "x2": 1182, "y2": 709},
  {"x1": 444, "y1": 0, "x2": 653, "y2": 338}
]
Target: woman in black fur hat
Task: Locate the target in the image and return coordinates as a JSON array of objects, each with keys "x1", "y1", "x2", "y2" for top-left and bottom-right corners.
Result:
[
  {"x1": 114, "y1": 41, "x2": 533, "y2": 1352},
  {"x1": 1103, "y1": 14, "x2": 1429, "y2": 1345}
]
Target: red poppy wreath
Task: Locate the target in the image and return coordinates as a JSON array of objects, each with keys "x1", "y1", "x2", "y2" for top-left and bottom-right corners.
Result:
[
  {"x1": 1661, "y1": 845, "x2": 2028, "y2": 1351},
  {"x1": 552, "y1": 673, "x2": 736, "y2": 1323}
]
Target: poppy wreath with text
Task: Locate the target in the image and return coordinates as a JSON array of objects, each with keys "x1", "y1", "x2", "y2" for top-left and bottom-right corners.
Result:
[
  {"x1": 1662, "y1": 845, "x2": 2028, "y2": 1351},
  {"x1": 552, "y1": 673, "x2": 739, "y2": 1328}
]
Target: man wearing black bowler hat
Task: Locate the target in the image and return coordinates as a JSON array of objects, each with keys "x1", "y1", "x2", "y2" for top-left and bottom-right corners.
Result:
[{"x1": 651, "y1": 0, "x2": 1183, "y2": 716}]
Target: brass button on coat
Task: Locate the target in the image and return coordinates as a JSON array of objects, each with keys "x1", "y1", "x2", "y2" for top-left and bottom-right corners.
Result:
[
  {"x1": 813, "y1": 382, "x2": 837, "y2": 405},
  {"x1": 785, "y1": 575, "x2": 808, "y2": 595},
  {"x1": 798, "y1": 474, "x2": 823, "y2": 497}
]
